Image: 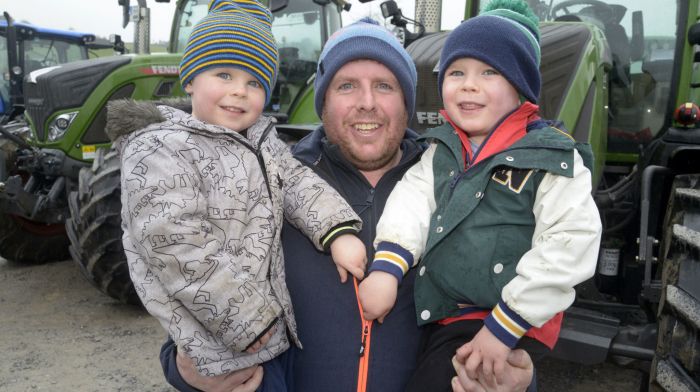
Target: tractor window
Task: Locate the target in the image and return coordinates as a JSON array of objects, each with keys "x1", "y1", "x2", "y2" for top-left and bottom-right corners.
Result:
[
  {"x1": 529, "y1": 0, "x2": 679, "y2": 153},
  {"x1": 173, "y1": 0, "x2": 210, "y2": 53},
  {"x1": 270, "y1": 3, "x2": 324, "y2": 113},
  {"x1": 23, "y1": 37, "x2": 87, "y2": 72}
]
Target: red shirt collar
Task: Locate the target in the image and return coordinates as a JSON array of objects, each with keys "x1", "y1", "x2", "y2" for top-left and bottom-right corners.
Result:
[{"x1": 439, "y1": 102, "x2": 540, "y2": 169}]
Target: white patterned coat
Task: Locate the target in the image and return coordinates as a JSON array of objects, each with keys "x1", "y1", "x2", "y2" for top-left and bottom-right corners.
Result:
[{"x1": 108, "y1": 101, "x2": 360, "y2": 375}]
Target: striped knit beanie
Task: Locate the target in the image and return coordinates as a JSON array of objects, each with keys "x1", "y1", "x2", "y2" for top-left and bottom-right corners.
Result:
[
  {"x1": 438, "y1": 0, "x2": 541, "y2": 103},
  {"x1": 179, "y1": 0, "x2": 278, "y2": 105},
  {"x1": 314, "y1": 18, "x2": 417, "y2": 119}
]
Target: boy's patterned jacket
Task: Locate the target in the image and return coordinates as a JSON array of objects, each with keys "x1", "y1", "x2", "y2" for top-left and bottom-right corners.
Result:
[{"x1": 107, "y1": 100, "x2": 360, "y2": 375}]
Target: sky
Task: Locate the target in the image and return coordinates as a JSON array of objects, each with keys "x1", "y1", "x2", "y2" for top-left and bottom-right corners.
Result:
[{"x1": 2, "y1": 0, "x2": 463, "y2": 44}]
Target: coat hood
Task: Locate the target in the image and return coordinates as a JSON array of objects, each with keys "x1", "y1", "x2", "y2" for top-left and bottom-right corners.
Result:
[
  {"x1": 105, "y1": 98, "x2": 192, "y2": 141},
  {"x1": 106, "y1": 98, "x2": 275, "y2": 150}
]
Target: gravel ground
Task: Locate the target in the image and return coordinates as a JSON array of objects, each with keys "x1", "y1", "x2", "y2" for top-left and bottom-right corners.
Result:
[{"x1": 0, "y1": 257, "x2": 645, "y2": 391}]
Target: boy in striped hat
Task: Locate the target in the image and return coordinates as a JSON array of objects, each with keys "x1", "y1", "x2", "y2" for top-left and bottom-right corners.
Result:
[
  {"x1": 358, "y1": 0, "x2": 601, "y2": 390},
  {"x1": 111, "y1": 0, "x2": 367, "y2": 389}
]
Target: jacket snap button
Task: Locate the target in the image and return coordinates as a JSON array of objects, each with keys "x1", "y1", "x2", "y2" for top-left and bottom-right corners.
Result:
[
  {"x1": 561, "y1": 162, "x2": 568, "y2": 169},
  {"x1": 493, "y1": 263, "x2": 504, "y2": 274},
  {"x1": 421, "y1": 310, "x2": 431, "y2": 320},
  {"x1": 475, "y1": 191, "x2": 482, "y2": 199},
  {"x1": 506, "y1": 156, "x2": 514, "y2": 162},
  {"x1": 449, "y1": 170, "x2": 455, "y2": 177},
  {"x1": 436, "y1": 226, "x2": 443, "y2": 233},
  {"x1": 436, "y1": 215, "x2": 442, "y2": 221},
  {"x1": 419, "y1": 266, "x2": 426, "y2": 276}
]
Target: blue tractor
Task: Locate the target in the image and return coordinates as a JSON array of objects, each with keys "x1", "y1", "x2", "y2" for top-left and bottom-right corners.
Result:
[{"x1": 0, "y1": 13, "x2": 106, "y2": 121}]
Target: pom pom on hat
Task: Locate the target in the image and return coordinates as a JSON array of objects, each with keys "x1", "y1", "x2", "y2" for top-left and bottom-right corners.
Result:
[
  {"x1": 314, "y1": 17, "x2": 417, "y2": 119},
  {"x1": 438, "y1": 0, "x2": 541, "y2": 103},
  {"x1": 179, "y1": 0, "x2": 278, "y2": 105}
]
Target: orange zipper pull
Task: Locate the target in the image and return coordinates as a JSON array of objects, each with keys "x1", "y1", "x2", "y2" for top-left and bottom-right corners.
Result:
[{"x1": 359, "y1": 322, "x2": 369, "y2": 356}]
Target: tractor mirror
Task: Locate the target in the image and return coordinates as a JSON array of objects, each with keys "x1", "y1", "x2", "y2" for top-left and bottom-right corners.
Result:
[
  {"x1": 381, "y1": 1, "x2": 400, "y2": 18},
  {"x1": 688, "y1": 22, "x2": 700, "y2": 46},
  {"x1": 629, "y1": 11, "x2": 644, "y2": 61},
  {"x1": 119, "y1": 0, "x2": 131, "y2": 28}
]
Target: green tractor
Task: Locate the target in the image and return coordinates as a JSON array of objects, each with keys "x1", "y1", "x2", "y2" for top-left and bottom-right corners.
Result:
[
  {"x1": 389, "y1": 0, "x2": 698, "y2": 389},
  {"x1": 0, "y1": 13, "x2": 113, "y2": 262}
]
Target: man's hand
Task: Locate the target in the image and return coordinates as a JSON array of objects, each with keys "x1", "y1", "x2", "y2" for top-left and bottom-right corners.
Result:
[
  {"x1": 358, "y1": 271, "x2": 398, "y2": 323},
  {"x1": 329, "y1": 234, "x2": 367, "y2": 282},
  {"x1": 458, "y1": 326, "x2": 511, "y2": 384},
  {"x1": 176, "y1": 349, "x2": 263, "y2": 392},
  {"x1": 452, "y1": 349, "x2": 533, "y2": 392}
]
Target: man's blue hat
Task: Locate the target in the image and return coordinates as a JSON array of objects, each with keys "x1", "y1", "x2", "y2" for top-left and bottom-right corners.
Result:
[{"x1": 314, "y1": 18, "x2": 417, "y2": 119}]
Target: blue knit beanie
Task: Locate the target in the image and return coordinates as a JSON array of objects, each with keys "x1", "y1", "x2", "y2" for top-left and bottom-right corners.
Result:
[
  {"x1": 314, "y1": 18, "x2": 417, "y2": 119},
  {"x1": 179, "y1": 0, "x2": 278, "y2": 105},
  {"x1": 438, "y1": 0, "x2": 541, "y2": 103}
]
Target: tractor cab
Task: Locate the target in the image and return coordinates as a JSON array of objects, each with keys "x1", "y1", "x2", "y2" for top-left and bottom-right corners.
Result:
[
  {"x1": 404, "y1": 0, "x2": 682, "y2": 163},
  {"x1": 0, "y1": 18, "x2": 96, "y2": 120},
  {"x1": 531, "y1": 0, "x2": 680, "y2": 159}
]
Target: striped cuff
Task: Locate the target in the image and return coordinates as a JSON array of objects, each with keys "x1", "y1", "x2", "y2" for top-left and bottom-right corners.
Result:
[
  {"x1": 369, "y1": 241, "x2": 414, "y2": 284},
  {"x1": 483, "y1": 300, "x2": 532, "y2": 348},
  {"x1": 320, "y1": 222, "x2": 360, "y2": 251}
]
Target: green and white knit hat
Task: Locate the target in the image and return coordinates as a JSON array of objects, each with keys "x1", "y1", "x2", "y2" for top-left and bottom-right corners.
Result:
[{"x1": 179, "y1": 0, "x2": 278, "y2": 104}]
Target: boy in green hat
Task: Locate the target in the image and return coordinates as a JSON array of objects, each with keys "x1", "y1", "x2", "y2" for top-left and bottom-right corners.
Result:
[{"x1": 359, "y1": 1, "x2": 602, "y2": 389}]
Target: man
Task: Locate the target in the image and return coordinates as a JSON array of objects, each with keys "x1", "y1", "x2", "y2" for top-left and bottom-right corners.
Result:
[{"x1": 160, "y1": 18, "x2": 534, "y2": 392}]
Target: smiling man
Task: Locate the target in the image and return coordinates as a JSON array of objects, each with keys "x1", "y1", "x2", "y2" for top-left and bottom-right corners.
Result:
[{"x1": 161, "y1": 17, "x2": 535, "y2": 392}]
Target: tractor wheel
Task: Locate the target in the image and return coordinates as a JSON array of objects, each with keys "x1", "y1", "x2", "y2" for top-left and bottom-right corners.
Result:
[
  {"x1": 65, "y1": 147, "x2": 139, "y2": 305},
  {"x1": 650, "y1": 174, "x2": 700, "y2": 391},
  {"x1": 0, "y1": 214, "x2": 70, "y2": 263}
]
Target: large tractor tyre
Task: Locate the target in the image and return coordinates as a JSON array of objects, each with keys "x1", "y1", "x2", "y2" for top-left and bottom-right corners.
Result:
[
  {"x1": 66, "y1": 147, "x2": 139, "y2": 305},
  {"x1": 650, "y1": 174, "x2": 700, "y2": 391},
  {"x1": 0, "y1": 214, "x2": 70, "y2": 263}
]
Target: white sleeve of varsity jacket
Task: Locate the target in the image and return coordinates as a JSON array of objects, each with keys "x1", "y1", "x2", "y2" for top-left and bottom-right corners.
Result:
[
  {"x1": 501, "y1": 149, "x2": 602, "y2": 327},
  {"x1": 374, "y1": 142, "x2": 437, "y2": 268}
]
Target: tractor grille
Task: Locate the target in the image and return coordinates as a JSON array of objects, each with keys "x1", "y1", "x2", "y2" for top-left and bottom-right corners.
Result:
[{"x1": 23, "y1": 56, "x2": 131, "y2": 141}]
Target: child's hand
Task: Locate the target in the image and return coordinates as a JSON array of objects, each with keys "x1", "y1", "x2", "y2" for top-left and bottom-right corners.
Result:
[
  {"x1": 329, "y1": 234, "x2": 367, "y2": 282},
  {"x1": 452, "y1": 349, "x2": 534, "y2": 392},
  {"x1": 458, "y1": 326, "x2": 511, "y2": 385},
  {"x1": 245, "y1": 324, "x2": 277, "y2": 354},
  {"x1": 358, "y1": 271, "x2": 398, "y2": 323}
]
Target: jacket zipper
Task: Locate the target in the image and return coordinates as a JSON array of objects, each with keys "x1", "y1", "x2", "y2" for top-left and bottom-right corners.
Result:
[
  {"x1": 351, "y1": 146, "x2": 422, "y2": 392},
  {"x1": 354, "y1": 278, "x2": 373, "y2": 392},
  {"x1": 225, "y1": 122, "x2": 275, "y2": 280},
  {"x1": 226, "y1": 122, "x2": 275, "y2": 198}
]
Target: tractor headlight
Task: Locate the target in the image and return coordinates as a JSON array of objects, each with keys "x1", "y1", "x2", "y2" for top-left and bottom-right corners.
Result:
[{"x1": 47, "y1": 112, "x2": 78, "y2": 142}]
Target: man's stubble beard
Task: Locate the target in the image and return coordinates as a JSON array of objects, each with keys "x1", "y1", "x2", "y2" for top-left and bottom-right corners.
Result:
[{"x1": 321, "y1": 108, "x2": 408, "y2": 172}]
